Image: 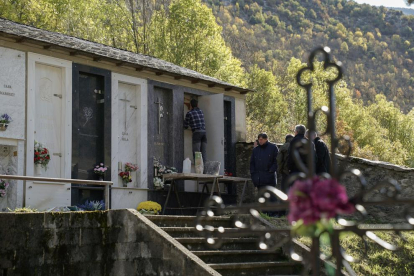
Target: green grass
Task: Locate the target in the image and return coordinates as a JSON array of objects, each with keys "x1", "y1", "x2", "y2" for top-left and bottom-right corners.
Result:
[{"x1": 269, "y1": 219, "x2": 414, "y2": 275}]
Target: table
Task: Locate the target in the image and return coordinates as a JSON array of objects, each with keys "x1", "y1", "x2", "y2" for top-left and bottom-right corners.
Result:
[
  {"x1": 217, "y1": 176, "x2": 252, "y2": 206},
  {"x1": 161, "y1": 173, "x2": 223, "y2": 215}
]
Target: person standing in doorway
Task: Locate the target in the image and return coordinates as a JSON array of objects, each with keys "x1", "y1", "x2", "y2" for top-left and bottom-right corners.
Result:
[
  {"x1": 277, "y1": 134, "x2": 294, "y2": 194},
  {"x1": 250, "y1": 133, "x2": 279, "y2": 188},
  {"x1": 184, "y1": 99, "x2": 207, "y2": 162},
  {"x1": 305, "y1": 130, "x2": 330, "y2": 174}
]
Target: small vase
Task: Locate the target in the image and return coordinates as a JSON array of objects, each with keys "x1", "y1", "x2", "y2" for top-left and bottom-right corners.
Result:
[
  {"x1": 34, "y1": 164, "x2": 42, "y2": 175},
  {"x1": 99, "y1": 177, "x2": 104, "y2": 181},
  {"x1": 123, "y1": 181, "x2": 128, "y2": 187},
  {"x1": 0, "y1": 123, "x2": 8, "y2": 131}
]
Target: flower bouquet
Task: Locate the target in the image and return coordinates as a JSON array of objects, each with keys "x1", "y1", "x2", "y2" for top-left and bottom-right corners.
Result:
[
  {"x1": 288, "y1": 176, "x2": 355, "y2": 237},
  {"x1": 153, "y1": 177, "x2": 164, "y2": 190},
  {"x1": 34, "y1": 141, "x2": 51, "y2": 172},
  {"x1": 0, "y1": 179, "x2": 10, "y2": 198},
  {"x1": 153, "y1": 157, "x2": 177, "y2": 191},
  {"x1": 119, "y1": 171, "x2": 132, "y2": 186},
  {"x1": 0, "y1": 114, "x2": 11, "y2": 130},
  {"x1": 125, "y1": 163, "x2": 138, "y2": 172},
  {"x1": 94, "y1": 163, "x2": 108, "y2": 180}
]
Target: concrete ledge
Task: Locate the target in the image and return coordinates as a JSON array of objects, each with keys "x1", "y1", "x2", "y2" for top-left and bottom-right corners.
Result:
[{"x1": 0, "y1": 209, "x2": 219, "y2": 276}]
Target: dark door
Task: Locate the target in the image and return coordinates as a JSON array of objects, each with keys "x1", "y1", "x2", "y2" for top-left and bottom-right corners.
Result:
[
  {"x1": 72, "y1": 64, "x2": 111, "y2": 205},
  {"x1": 153, "y1": 87, "x2": 173, "y2": 166},
  {"x1": 224, "y1": 100, "x2": 232, "y2": 174}
]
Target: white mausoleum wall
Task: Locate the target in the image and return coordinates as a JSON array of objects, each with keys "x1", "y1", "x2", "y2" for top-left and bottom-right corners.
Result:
[{"x1": 0, "y1": 46, "x2": 25, "y2": 211}]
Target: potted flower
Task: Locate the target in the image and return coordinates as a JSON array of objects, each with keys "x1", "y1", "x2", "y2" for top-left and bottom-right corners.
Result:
[
  {"x1": 34, "y1": 141, "x2": 51, "y2": 175},
  {"x1": 137, "y1": 201, "x2": 162, "y2": 215},
  {"x1": 94, "y1": 163, "x2": 108, "y2": 181},
  {"x1": 119, "y1": 171, "x2": 132, "y2": 187},
  {"x1": 0, "y1": 114, "x2": 11, "y2": 131},
  {"x1": 0, "y1": 179, "x2": 10, "y2": 198}
]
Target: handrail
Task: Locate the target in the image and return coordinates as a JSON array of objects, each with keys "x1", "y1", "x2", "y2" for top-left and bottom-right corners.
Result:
[{"x1": 0, "y1": 174, "x2": 112, "y2": 210}]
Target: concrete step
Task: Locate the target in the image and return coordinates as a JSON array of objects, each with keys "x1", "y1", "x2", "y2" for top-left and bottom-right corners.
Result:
[
  {"x1": 192, "y1": 249, "x2": 286, "y2": 263},
  {"x1": 160, "y1": 227, "x2": 235, "y2": 238},
  {"x1": 146, "y1": 215, "x2": 233, "y2": 228},
  {"x1": 209, "y1": 261, "x2": 302, "y2": 276},
  {"x1": 176, "y1": 237, "x2": 260, "y2": 251}
]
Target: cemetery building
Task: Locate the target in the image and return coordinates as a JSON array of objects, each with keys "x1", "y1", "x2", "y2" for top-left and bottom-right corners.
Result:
[{"x1": 0, "y1": 18, "x2": 250, "y2": 211}]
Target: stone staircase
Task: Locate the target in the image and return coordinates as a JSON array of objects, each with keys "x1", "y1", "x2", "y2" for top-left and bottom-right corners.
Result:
[{"x1": 146, "y1": 215, "x2": 302, "y2": 276}]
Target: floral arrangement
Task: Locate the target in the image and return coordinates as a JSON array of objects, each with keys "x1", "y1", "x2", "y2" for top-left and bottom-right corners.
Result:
[
  {"x1": 119, "y1": 171, "x2": 132, "y2": 183},
  {"x1": 34, "y1": 141, "x2": 51, "y2": 170},
  {"x1": 153, "y1": 157, "x2": 177, "y2": 190},
  {"x1": 94, "y1": 163, "x2": 108, "y2": 177},
  {"x1": 153, "y1": 177, "x2": 164, "y2": 190},
  {"x1": 77, "y1": 200, "x2": 105, "y2": 211},
  {"x1": 0, "y1": 179, "x2": 9, "y2": 198},
  {"x1": 288, "y1": 176, "x2": 355, "y2": 237},
  {"x1": 153, "y1": 157, "x2": 177, "y2": 175},
  {"x1": 137, "y1": 201, "x2": 162, "y2": 215},
  {"x1": 224, "y1": 171, "x2": 233, "y2": 176},
  {"x1": 125, "y1": 163, "x2": 138, "y2": 172},
  {"x1": 0, "y1": 114, "x2": 11, "y2": 124}
]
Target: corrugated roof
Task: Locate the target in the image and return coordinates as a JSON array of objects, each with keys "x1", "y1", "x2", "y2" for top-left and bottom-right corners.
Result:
[{"x1": 0, "y1": 17, "x2": 251, "y2": 94}]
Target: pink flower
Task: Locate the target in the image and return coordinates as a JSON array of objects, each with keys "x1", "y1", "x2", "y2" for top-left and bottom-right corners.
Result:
[
  {"x1": 100, "y1": 163, "x2": 104, "y2": 166},
  {"x1": 288, "y1": 177, "x2": 355, "y2": 225}
]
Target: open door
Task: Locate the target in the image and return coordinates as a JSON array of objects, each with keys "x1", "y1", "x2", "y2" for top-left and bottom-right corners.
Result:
[{"x1": 198, "y1": 94, "x2": 225, "y2": 175}]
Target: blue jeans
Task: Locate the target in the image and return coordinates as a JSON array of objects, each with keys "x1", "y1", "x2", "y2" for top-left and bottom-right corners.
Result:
[{"x1": 192, "y1": 130, "x2": 207, "y2": 163}]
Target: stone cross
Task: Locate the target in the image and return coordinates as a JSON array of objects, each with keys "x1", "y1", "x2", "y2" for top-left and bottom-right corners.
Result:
[{"x1": 119, "y1": 92, "x2": 130, "y2": 133}]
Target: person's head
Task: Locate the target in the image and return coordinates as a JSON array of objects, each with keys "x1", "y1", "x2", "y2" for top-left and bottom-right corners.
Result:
[
  {"x1": 285, "y1": 134, "x2": 294, "y2": 143},
  {"x1": 257, "y1": 133, "x2": 268, "y2": 146},
  {"x1": 294, "y1": 125, "x2": 306, "y2": 136},
  {"x1": 305, "y1": 129, "x2": 317, "y2": 140},
  {"x1": 190, "y1": 99, "x2": 198, "y2": 109}
]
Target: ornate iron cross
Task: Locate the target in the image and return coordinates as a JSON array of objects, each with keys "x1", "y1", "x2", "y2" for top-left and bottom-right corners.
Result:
[{"x1": 196, "y1": 47, "x2": 414, "y2": 276}]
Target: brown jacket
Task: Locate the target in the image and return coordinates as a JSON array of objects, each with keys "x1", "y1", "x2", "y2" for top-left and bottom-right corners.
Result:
[{"x1": 277, "y1": 142, "x2": 290, "y2": 175}]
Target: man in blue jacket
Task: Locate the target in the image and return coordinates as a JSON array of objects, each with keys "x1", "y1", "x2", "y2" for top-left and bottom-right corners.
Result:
[{"x1": 250, "y1": 133, "x2": 279, "y2": 188}]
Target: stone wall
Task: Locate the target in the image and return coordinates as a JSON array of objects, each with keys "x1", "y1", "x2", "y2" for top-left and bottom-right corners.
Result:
[
  {"x1": 0, "y1": 209, "x2": 218, "y2": 276},
  {"x1": 236, "y1": 142, "x2": 414, "y2": 223}
]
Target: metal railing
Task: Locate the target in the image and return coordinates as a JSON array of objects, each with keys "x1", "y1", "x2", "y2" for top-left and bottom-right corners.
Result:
[{"x1": 0, "y1": 174, "x2": 112, "y2": 210}]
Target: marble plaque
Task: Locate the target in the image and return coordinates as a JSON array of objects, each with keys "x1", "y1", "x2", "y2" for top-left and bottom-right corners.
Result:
[
  {"x1": 118, "y1": 82, "x2": 139, "y2": 185},
  {"x1": 0, "y1": 47, "x2": 25, "y2": 140}
]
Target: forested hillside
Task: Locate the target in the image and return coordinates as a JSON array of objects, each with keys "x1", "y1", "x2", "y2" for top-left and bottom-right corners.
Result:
[
  {"x1": 1, "y1": 0, "x2": 414, "y2": 167},
  {"x1": 205, "y1": 0, "x2": 414, "y2": 112}
]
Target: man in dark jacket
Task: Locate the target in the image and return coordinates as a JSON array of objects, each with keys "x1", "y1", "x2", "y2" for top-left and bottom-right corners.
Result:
[
  {"x1": 306, "y1": 130, "x2": 331, "y2": 174},
  {"x1": 250, "y1": 133, "x2": 279, "y2": 188},
  {"x1": 277, "y1": 134, "x2": 294, "y2": 194},
  {"x1": 288, "y1": 125, "x2": 316, "y2": 174}
]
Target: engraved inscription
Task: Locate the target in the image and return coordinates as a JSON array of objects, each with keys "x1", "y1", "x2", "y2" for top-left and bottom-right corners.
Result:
[
  {"x1": 0, "y1": 91, "x2": 15, "y2": 97},
  {"x1": 82, "y1": 107, "x2": 93, "y2": 126},
  {"x1": 4, "y1": 84, "x2": 11, "y2": 89}
]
